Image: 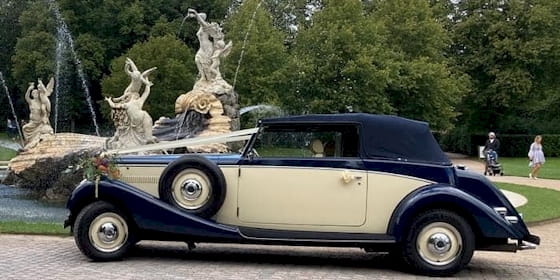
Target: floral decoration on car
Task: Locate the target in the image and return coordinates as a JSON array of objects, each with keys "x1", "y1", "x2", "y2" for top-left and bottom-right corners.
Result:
[{"x1": 78, "y1": 153, "x2": 120, "y2": 181}]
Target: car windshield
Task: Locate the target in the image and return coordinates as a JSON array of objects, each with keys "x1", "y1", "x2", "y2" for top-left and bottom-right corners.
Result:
[{"x1": 251, "y1": 124, "x2": 359, "y2": 158}]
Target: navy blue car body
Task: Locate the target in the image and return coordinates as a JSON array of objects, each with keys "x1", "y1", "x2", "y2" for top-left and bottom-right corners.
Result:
[{"x1": 65, "y1": 114, "x2": 539, "y2": 276}]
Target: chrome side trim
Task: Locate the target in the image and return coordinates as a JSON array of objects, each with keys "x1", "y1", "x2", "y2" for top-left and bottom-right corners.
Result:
[
  {"x1": 239, "y1": 232, "x2": 397, "y2": 244},
  {"x1": 493, "y1": 207, "x2": 507, "y2": 216},
  {"x1": 120, "y1": 175, "x2": 159, "y2": 184},
  {"x1": 505, "y1": 216, "x2": 519, "y2": 224}
]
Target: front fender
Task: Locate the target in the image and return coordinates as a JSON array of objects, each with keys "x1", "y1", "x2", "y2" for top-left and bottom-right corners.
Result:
[
  {"x1": 387, "y1": 184, "x2": 528, "y2": 242},
  {"x1": 66, "y1": 178, "x2": 241, "y2": 242}
]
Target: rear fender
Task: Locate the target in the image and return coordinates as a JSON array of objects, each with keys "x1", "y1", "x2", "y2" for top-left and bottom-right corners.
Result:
[
  {"x1": 66, "y1": 178, "x2": 241, "y2": 241},
  {"x1": 387, "y1": 184, "x2": 526, "y2": 242}
]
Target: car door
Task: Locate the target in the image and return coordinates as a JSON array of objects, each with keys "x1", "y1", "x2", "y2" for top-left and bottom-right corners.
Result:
[{"x1": 236, "y1": 124, "x2": 368, "y2": 227}]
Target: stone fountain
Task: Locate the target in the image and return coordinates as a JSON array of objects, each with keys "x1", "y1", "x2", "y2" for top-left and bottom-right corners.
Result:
[
  {"x1": 6, "y1": 77, "x2": 106, "y2": 199},
  {"x1": 4, "y1": 8, "x2": 241, "y2": 199},
  {"x1": 153, "y1": 8, "x2": 239, "y2": 153}
]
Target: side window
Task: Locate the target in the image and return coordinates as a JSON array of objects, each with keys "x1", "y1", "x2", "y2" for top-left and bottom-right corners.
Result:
[{"x1": 251, "y1": 125, "x2": 360, "y2": 158}]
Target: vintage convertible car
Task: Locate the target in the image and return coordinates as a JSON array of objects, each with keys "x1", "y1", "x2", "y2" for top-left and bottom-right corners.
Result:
[{"x1": 65, "y1": 114, "x2": 539, "y2": 276}]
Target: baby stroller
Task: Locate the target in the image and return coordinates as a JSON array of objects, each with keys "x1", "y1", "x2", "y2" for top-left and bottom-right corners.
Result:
[{"x1": 483, "y1": 149, "x2": 503, "y2": 176}]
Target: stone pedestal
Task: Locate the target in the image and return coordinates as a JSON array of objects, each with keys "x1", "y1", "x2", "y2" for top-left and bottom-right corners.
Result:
[
  {"x1": 5, "y1": 133, "x2": 106, "y2": 200},
  {"x1": 179, "y1": 78, "x2": 239, "y2": 131},
  {"x1": 173, "y1": 88, "x2": 232, "y2": 153}
]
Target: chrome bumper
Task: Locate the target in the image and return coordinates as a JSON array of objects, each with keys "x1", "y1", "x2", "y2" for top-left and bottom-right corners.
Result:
[
  {"x1": 479, "y1": 234, "x2": 540, "y2": 252},
  {"x1": 519, "y1": 240, "x2": 538, "y2": 250},
  {"x1": 519, "y1": 234, "x2": 540, "y2": 250}
]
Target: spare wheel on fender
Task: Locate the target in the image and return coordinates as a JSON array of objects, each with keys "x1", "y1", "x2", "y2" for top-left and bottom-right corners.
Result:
[{"x1": 158, "y1": 155, "x2": 226, "y2": 218}]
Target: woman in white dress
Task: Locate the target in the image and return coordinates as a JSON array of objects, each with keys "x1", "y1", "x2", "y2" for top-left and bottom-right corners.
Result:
[{"x1": 528, "y1": 135, "x2": 545, "y2": 179}]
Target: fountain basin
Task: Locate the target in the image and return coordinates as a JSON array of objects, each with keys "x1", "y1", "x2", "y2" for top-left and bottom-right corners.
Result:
[{"x1": 4, "y1": 133, "x2": 106, "y2": 200}]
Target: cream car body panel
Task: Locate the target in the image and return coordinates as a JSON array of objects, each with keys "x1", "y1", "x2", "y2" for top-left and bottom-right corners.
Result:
[
  {"x1": 237, "y1": 166, "x2": 367, "y2": 226},
  {"x1": 116, "y1": 163, "x2": 431, "y2": 233},
  {"x1": 365, "y1": 171, "x2": 433, "y2": 233},
  {"x1": 118, "y1": 165, "x2": 164, "y2": 197}
]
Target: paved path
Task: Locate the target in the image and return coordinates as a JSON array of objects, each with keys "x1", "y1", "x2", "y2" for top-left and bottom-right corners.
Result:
[
  {"x1": 1, "y1": 221, "x2": 558, "y2": 280},
  {"x1": 501, "y1": 189, "x2": 527, "y2": 207}
]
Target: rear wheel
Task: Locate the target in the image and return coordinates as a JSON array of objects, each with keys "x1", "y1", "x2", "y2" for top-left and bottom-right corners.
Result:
[
  {"x1": 74, "y1": 201, "x2": 135, "y2": 261},
  {"x1": 401, "y1": 209, "x2": 475, "y2": 276}
]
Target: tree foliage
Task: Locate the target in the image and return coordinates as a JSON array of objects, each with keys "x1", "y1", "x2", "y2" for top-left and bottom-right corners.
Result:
[
  {"x1": 2, "y1": 0, "x2": 560, "y2": 134},
  {"x1": 373, "y1": 0, "x2": 468, "y2": 130},
  {"x1": 10, "y1": 1, "x2": 56, "y2": 91},
  {"x1": 222, "y1": 0, "x2": 289, "y2": 107},
  {"x1": 449, "y1": 0, "x2": 560, "y2": 133},
  {"x1": 281, "y1": 0, "x2": 393, "y2": 115}
]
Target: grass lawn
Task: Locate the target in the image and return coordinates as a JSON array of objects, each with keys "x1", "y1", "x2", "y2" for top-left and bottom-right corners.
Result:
[
  {"x1": 0, "y1": 132, "x2": 9, "y2": 140},
  {"x1": 497, "y1": 182, "x2": 560, "y2": 223},
  {"x1": 499, "y1": 157, "x2": 560, "y2": 180},
  {"x1": 0, "y1": 146, "x2": 17, "y2": 161},
  {"x1": 0, "y1": 221, "x2": 70, "y2": 236}
]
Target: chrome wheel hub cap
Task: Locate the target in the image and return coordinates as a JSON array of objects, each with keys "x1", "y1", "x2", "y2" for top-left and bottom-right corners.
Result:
[
  {"x1": 427, "y1": 233, "x2": 452, "y2": 254},
  {"x1": 181, "y1": 180, "x2": 203, "y2": 201},
  {"x1": 171, "y1": 169, "x2": 212, "y2": 210},
  {"x1": 97, "y1": 222, "x2": 118, "y2": 243}
]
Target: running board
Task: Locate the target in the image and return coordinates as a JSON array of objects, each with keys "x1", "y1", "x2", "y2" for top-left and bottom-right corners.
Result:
[{"x1": 239, "y1": 227, "x2": 396, "y2": 244}]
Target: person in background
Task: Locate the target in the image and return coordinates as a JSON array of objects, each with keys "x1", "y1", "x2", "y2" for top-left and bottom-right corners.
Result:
[
  {"x1": 528, "y1": 135, "x2": 545, "y2": 179},
  {"x1": 6, "y1": 118, "x2": 16, "y2": 140},
  {"x1": 484, "y1": 132, "x2": 500, "y2": 160}
]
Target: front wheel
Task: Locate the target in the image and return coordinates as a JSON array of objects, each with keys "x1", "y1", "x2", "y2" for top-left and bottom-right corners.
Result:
[
  {"x1": 73, "y1": 201, "x2": 135, "y2": 261},
  {"x1": 401, "y1": 209, "x2": 475, "y2": 276}
]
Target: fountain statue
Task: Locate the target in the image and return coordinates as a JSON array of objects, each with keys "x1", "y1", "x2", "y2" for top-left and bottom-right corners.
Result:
[
  {"x1": 153, "y1": 8, "x2": 240, "y2": 152},
  {"x1": 105, "y1": 58, "x2": 157, "y2": 149},
  {"x1": 176, "y1": 8, "x2": 239, "y2": 130},
  {"x1": 6, "y1": 77, "x2": 106, "y2": 200},
  {"x1": 21, "y1": 78, "x2": 55, "y2": 149},
  {"x1": 189, "y1": 8, "x2": 232, "y2": 83}
]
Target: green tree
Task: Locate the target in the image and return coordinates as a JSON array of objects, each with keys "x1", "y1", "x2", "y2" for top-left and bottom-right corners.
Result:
[
  {"x1": 449, "y1": 0, "x2": 560, "y2": 133},
  {"x1": 373, "y1": 0, "x2": 468, "y2": 130},
  {"x1": 101, "y1": 35, "x2": 197, "y2": 121},
  {"x1": 0, "y1": 0, "x2": 32, "y2": 73},
  {"x1": 222, "y1": 0, "x2": 290, "y2": 107},
  {"x1": 281, "y1": 0, "x2": 393, "y2": 115},
  {"x1": 11, "y1": 32, "x2": 56, "y2": 87},
  {"x1": 150, "y1": 16, "x2": 180, "y2": 38},
  {"x1": 0, "y1": 0, "x2": 33, "y2": 127},
  {"x1": 75, "y1": 34, "x2": 106, "y2": 81},
  {"x1": 10, "y1": 1, "x2": 56, "y2": 90}
]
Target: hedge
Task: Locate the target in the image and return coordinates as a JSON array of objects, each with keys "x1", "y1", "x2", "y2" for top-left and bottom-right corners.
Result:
[{"x1": 435, "y1": 132, "x2": 560, "y2": 157}]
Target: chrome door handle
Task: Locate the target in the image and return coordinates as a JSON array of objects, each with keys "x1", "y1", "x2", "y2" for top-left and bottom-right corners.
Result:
[{"x1": 342, "y1": 171, "x2": 363, "y2": 184}]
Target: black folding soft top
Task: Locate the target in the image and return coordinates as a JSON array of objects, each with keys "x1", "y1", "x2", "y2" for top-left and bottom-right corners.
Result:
[{"x1": 260, "y1": 113, "x2": 451, "y2": 165}]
